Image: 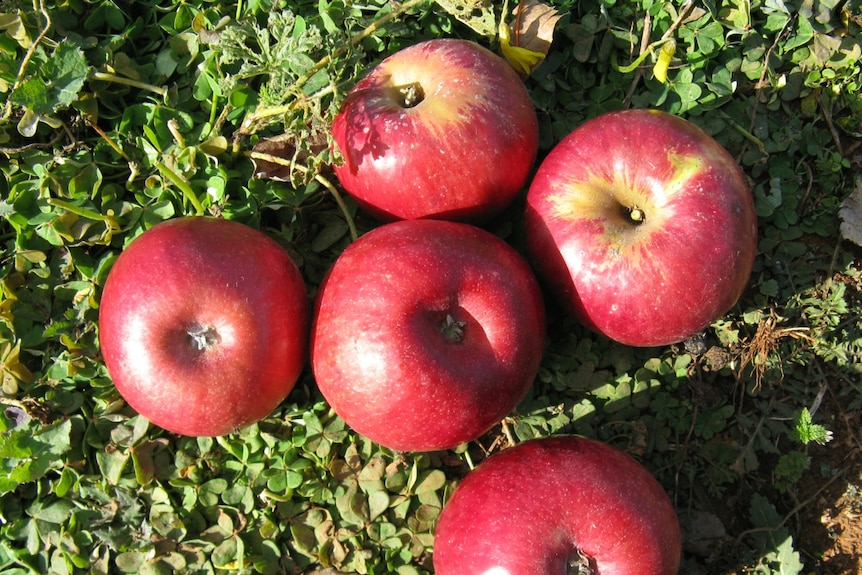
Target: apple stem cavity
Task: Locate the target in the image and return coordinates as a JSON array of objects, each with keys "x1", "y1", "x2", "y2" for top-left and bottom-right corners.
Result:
[
  {"x1": 397, "y1": 82, "x2": 425, "y2": 108},
  {"x1": 439, "y1": 314, "x2": 467, "y2": 343},
  {"x1": 187, "y1": 324, "x2": 221, "y2": 352}
]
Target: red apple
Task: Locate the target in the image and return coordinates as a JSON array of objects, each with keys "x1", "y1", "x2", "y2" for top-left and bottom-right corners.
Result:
[
  {"x1": 331, "y1": 38, "x2": 539, "y2": 223},
  {"x1": 433, "y1": 435, "x2": 682, "y2": 575},
  {"x1": 99, "y1": 217, "x2": 309, "y2": 437},
  {"x1": 310, "y1": 220, "x2": 545, "y2": 452},
  {"x1": 525, "y1": 109, "x2": 757, "y2": 347}
]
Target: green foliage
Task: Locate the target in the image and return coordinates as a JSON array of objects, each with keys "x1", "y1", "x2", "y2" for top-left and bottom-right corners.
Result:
[
  {"x1": 747, "y1": 493, "x2": 805, "y2": 575},
  {"x1": 1, "y1": 0, "x2": 860, "y2": 573},
  {"x1": 790, "y1": 407, "x2": 833, "y2": 446}
]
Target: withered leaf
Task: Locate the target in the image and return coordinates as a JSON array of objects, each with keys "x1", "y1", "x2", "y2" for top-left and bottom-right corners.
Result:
[
  {"x1": 839, "y1": 174, "x2": 862, "y2": 246},
  {"x1": 250, "y1": 131, "x2": 329, "y2": 182},
  {"x1": 433, "y1": 0, "x2": 497, "y2": 38},
  {"x1": 510, "y1": 0, "x2": 563, "y2": 58}
]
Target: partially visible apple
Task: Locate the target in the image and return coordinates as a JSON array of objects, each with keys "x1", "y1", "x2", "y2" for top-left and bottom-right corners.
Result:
[
  {"x1": 331, "y1": 38, "x2": 539, "y2": 223},
  {"x1": 310, "y1": 220, "x2": 546, "y2": 452},
  {"x1": 525, "y1": 108, "x2": 757, "y2": 347},
  {"x1": 99, "y1": 217, "x2": 309, "y2": 437},
  {"x1": 433, "y1": 435, "x2": 682, "y2": 575}
]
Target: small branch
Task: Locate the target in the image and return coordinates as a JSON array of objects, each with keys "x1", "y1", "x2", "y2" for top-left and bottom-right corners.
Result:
[
  {"x1": 624, "y1": 11, "x2": 653, "y2": 106},
  {"x1": 86, "y1": 120, "x2": 129, "y2": 161},
  {"x1": 717, "y1": 109, "x2": 768, "y2": 158},
  {"x1": 816, "y1": 90, "x2": 844, "y2": 157},
  {"x1": 0, "y1": 131, "x2": 64, "y2": 155}
]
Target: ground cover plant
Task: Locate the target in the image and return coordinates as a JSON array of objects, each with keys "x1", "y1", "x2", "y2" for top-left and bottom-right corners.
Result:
[{"x1": 1, "y1": 0, "x2": 861, "y2": 573}]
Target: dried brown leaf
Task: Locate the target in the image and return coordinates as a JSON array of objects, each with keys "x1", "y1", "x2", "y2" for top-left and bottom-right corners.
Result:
[
  {"x1": 839, "y1": 174, "x2": 862, "y2": 246},
  {"x1": 250, "y1": 131, "x2": 329, "y2": 182},
  {"x1": 510, "y1": 0, "x2": 563, "y2": 56}
]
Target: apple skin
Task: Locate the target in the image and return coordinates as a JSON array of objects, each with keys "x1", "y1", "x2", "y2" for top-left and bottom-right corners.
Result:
[
  {"x1": 525, "y1": 109, "x2": 757, "y2": 347},
  {"x1": 98, "y1": 217, "x2": 309, "y2": 437},
  {"x1": 310, "y1": 220, "x2": 546, "y2": 452},
  {"x1": 433, "y1": 435, "x2": 682, "y2": 575},
  {"x1": 331, "y1": 38, "x2": 539, "y2": 223}
]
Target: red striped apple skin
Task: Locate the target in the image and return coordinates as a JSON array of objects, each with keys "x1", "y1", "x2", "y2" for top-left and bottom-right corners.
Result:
[
  {"x1": 332, "y1": 38, "x2": 539, "y2": 223},
  {"x1": 526, "y1": 109, "x2": 757, "y2": 347},
  {"x1": 433, "y1": 435, "x2": 682, "y2": 575}
]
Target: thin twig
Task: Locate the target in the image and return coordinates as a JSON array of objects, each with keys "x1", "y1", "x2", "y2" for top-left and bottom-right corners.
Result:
[
  {"x1": 816, "y1": 90, "x2": 845, "y2": 157},
  {"x1": 617, "y1": 0, "x2": 695, "y2": 87},
  {"x1": 245, "y1": 151, "x2": 358, "y2": 241},
  {"x1": 314, "y1": 174, "x2": 358, "y2": 241},
  {"x1": 154, "y1": 161, "x2": 206, "y2": 216},
  {"x1": 623, "y1": 11, "x2": 653, "y2": 106}
]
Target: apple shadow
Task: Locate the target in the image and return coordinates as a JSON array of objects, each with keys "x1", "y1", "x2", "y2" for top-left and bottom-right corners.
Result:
[
  {"x1": 338, "y1": 88, "x2": 392, "y2": 175},
  {"x1": 414, "y1": 304, "x2": 531, "y2": 412},
  {"x1": 522, "y1": 205, "x2": 600, "y2": 334}
]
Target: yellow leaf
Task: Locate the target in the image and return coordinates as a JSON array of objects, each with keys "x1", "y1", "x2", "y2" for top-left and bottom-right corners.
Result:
[
  {"x1": 0, "y1": 13, "x2": 32, "y2": 49},
  {"x1": 499, "y1": 23, "x2": 546, "y2": 76},
  {"x1": 499, "y1": 0, "x2": 563, "y2": 77},
  {"x1": 653, "y1": 38, "x2": 676, "y2": 83},
  {"x1": 0, "y1": 340, "x2": 34, "y2": 388}
]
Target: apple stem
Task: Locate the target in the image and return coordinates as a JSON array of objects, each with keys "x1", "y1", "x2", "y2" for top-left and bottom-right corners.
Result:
[
  {"x1": 440, "y1": 314, "x2": 466, "y2": 343},
  {"x1": 397, "y1": 82, "x2": 425, "y2": 108},
  {"x1": 187, "y1": 324, "x2": 220, "y2": 352},
  {"x1": 567, "y1": 550, "x2": 598, "y2": 575},
  {"x1": 627, "y1": 205, "x2": 645, "y2": 225}
]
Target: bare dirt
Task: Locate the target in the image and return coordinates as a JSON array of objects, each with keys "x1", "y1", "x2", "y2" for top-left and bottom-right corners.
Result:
[{"x1": 795, "y1": 399, "x2": 862, "y2": 574}]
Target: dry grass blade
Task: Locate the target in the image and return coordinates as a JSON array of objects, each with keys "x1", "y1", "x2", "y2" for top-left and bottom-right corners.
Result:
[{"x1": 738, "y1": 310, "x2": 812, "y2": 390}]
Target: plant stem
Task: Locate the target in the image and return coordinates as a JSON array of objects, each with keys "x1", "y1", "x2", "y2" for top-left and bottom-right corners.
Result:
[
  {"x1": 717, "y1": 110, "x2": 768, "y2": 157},
  {"x1": 2, "y1": 0, "x2": 52, "y2": 121},
  {"x1": 154, "y1": 161, "x2": 205, "y2": 215},
  {"x1": 47, "y1": 198, "x2": 119, "y2": 226},
  {"x1": 86, "y1": 120, "x2": 129, "y2": 161},
  {"x1": 245, "y1": 150, "x2": 358, "y2": 241},
  {"x1": 314, "y1": 174, "x2": 358, "y2": 242},
  {"x1": 90, "y1": 72, "x2": 168, "y2": 98}
]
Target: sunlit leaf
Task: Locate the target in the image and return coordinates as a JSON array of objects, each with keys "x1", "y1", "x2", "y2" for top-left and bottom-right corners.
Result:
[
  {"x1": 432, "y1": 0, "x2": 496, "y2": 37},
  {"x1": 499, "y1": 0, "x2": 561, "y2": 76},
  {"x1": 652, "y1": 38, "x2": 676, "y2": 83}
]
